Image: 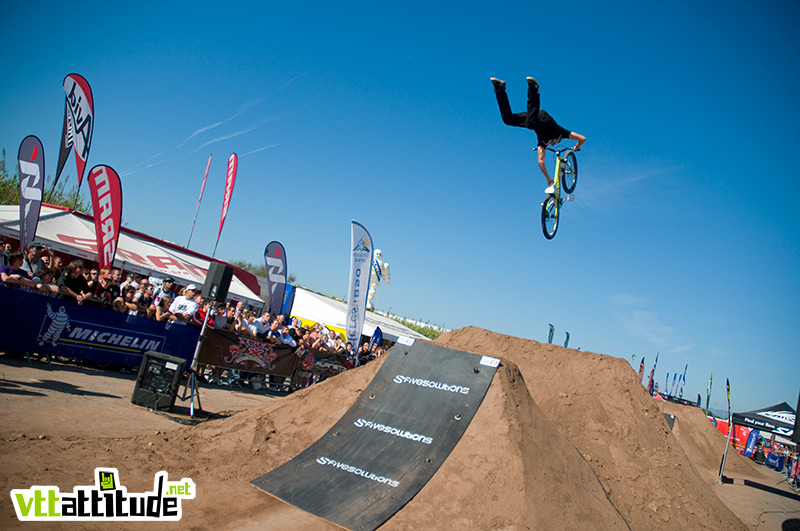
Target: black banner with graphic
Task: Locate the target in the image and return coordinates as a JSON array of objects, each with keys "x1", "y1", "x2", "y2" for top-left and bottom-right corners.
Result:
[{"x1": 197, "y1": 329, "x2": 296, "y2": 377}]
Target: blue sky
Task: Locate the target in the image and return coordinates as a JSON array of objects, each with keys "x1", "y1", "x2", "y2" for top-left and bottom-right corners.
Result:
[{"x1": 1, "y1": 1, "x2": 798, "y2": 413}]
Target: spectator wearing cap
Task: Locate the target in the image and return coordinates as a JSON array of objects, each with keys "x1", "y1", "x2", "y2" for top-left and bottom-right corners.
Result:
[
  {"x1": 20, "y1": 243, "x2": 45, "y2": 277},
  {"x1": 120, "y1": 273, "x2": 138, "y2": 292},
  {"x1": 153, "y1": 277, "x2": 176, "y2": 307},
  {"x1": 168, "y1": 283, "x2": 199, "y2": 321}
]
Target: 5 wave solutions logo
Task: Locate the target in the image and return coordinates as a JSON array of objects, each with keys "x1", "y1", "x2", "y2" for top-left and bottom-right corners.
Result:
[{"x1": 11, "y1": 468, "x2": 195, "y2": 522}]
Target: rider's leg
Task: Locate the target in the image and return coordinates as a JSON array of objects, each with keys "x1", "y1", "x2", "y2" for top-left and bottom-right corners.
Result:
[
  {"x1": 525, "y1": 78, "x2": 541, "y2": 130},
  {"x1": 492, "y1": 79, "x2": 526, "y2": 127}
]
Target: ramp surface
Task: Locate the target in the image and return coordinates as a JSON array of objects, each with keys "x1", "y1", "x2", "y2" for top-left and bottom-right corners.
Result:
[{"x1": 251, "y1": 341, "x2": 499, "y2": 530}]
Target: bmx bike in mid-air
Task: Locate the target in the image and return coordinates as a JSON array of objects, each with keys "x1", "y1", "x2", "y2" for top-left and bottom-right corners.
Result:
[{"x1": 540, "y1": 145, "x2": 578, "y2": 240}]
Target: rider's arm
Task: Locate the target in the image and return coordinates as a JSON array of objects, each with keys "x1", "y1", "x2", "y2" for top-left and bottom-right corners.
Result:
[
  {"x1": 538, "y1": 146, "x2": 552, "y2": 184},
  {"x1": 569, "y1": 132, "x2": 585, "y2": 151}
]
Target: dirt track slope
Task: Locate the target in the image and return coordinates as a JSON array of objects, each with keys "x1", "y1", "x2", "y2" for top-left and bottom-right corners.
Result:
[{"x1": 5, "y1": 327, "x2": 797, "y2": 529}]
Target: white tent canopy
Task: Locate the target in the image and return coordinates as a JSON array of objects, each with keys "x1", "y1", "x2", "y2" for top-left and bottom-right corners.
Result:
[
  {"x1": 290, "y1": 286, "x2": 427, "y2": 343},
  {"x1": 0, "y1": 204, "x2": 264, "y2": 307}
]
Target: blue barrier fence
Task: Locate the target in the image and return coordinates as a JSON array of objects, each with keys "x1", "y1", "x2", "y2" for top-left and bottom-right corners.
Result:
[{"x1": 0, "y1": 286, "x2": 199, "y2": 368}]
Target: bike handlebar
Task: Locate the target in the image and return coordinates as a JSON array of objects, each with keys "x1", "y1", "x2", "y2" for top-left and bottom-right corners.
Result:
[{"x1": 545, "y1": 145, "x2": 575, "y2": 155}]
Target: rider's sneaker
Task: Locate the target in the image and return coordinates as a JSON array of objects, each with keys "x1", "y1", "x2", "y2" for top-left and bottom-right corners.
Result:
[
  {"x1": 527, "y1": 76, "x2": 539, "y2": 90},
  {"x1": 490, "y1": 77, "x2": 506, "y2": 92},
  {"x1": 544, "y1": 183, "x2": 555, "y2": 194}
]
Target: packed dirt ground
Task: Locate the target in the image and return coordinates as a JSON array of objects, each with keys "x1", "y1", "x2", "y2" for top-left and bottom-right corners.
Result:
[{"x1": 1, "y1": 327, "x2": 798, "y2": 529}]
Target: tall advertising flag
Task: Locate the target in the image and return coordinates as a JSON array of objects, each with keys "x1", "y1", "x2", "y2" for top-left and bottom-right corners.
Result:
[
  {"x1": 187, "y1": 154, "x2": 212, "y2": 247},
  {"x1": 678, "y1": 363, "x2": 688, "y2": 399},
  {"x1": 17, "y1": 136, "x2": 45, "y2": 251},
  {"x1": 705, "y1": 373, "x2": 713, "y2": 412},
  {"x1": 346, "y1": 220, "x2": 373, "y2": 361},
  {"x1": 638, "y1": 358, "x2": 645, "y2": 383},
  {"x1": 213, "y1": 153, "x2": 237, "y2": 257},
  {"x1": 264, "y1": 241, "x2": 287, "y2": 316},
  {"x1": 54, "y1": 74, "x2": 94, "y2": 192},
  {"x1": 718, "y1": 378, "x2": 732, "y2": 481},
  {"x1": 87, "y1": 165, "x2": 122, "y2": 270}
]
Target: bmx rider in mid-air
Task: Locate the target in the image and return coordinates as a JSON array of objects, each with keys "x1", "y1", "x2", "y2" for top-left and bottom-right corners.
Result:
[{"x1": 491, "y1": 76, "x2": 585, "y2": 193}]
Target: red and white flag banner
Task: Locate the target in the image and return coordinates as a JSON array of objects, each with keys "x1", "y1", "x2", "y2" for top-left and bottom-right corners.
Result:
[
  {"x1": 187, "y1": 153, "x2": 212, "y2": 248},
  {"x1": 87, "y1": 165, "x2": 123, "y2": 269},
  {"x1": 213, "y1": 153, "x2": 237, "y2": 256}
]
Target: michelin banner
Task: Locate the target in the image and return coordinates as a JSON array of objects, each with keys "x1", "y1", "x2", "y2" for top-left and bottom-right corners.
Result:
[
  {"x1": 345, "y1": 220, "x2": 373, "y2": 356},
  {"x1": 0, "y1": 287, "x2": 198, "y2": 368}
]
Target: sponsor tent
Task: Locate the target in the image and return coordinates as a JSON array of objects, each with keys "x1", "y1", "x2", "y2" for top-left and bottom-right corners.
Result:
[
  {"x1": 289, "y1": 286, "x2": 427, "y2": 343},
  {"x1": 0, "y1": 203, "x2": 264, "y2": 307},
  {"x1": 732, "y1": 402, "x2": 796, "y2": 446}
]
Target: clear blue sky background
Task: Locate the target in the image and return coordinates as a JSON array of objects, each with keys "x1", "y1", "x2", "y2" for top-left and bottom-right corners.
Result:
[{"x1": 1, "y1": 1, "x2": 798, "y2": 414}]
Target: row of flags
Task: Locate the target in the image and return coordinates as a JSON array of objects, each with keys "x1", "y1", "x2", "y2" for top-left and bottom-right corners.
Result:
[
  {"x1": 16, "y1": 74, "x2": 381, "y2": 358},
  {"x1": 16, "y1": 73, "x2": 240, "y2": 271}
]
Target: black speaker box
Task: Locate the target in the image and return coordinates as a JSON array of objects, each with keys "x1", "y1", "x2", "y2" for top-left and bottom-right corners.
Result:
[
  {"x1": 202, "y1": 262, "x2": 234, "y2": 302},
  {"x1": 131, "y1": 351, "x2": 186, "y2": 411}
]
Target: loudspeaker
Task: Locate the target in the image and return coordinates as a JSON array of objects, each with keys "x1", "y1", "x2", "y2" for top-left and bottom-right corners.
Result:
[
  {"x1": 131, "y1": 351, "x2": 186, "y2": 411},
  {"x1": 202, "y1": 262, "x2": 234, "y2": 302}
]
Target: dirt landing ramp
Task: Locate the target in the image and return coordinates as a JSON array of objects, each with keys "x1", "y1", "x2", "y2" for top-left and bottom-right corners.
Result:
[
  {"x1": 251, "y1": 342, "x2": 500, "y2": 530},
  {"x1": 435, "y1": 327, "x2": 748, "y2": 530}
]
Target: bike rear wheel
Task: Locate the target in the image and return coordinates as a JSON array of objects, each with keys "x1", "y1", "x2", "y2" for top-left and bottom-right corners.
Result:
[
  {"x1": 541, "y1": 195, "x2": 559, "y2": 239},
  {"x1": 561, "y1": 150, "x2": 578, "y2": 194}
]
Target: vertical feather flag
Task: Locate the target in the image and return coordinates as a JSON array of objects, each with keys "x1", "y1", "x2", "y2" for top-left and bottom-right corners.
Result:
[
  {"x1": 87, "y1": 165, "x2": 122, "y2": 269},
  {"x1": 346, "y1": 220, "x2": 373, "y2": 361},
  {"x1": 264, "y1": 241, "x2": 287, "y2": 316},
  {"x1": 718, "y1": 379, "x2": 732, "y2": 481},
  {"x1": 212, "y1": 153, "x2": 237, "y2": 257},
  {"x1": 187, "y1": 154, "x2": 212, "y2": 248},
  {"x1": 54, "y1": 74, "x2": 93, "y2": 192},
  {"x1": 17, "y1": 136, "x2": 45, "y2": 251}
]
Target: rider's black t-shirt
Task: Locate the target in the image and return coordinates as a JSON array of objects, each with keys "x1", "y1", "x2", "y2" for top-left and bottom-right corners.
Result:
[{"x1": 533, "y1": 110, "x2": 572, "y2": 148}]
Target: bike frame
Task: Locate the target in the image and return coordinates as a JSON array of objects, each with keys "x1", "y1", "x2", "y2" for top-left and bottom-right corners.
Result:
[
  {"x1": 546, "y1": 146, "x2": 573, "y2": 211},
  {"x1": 540, "y1": 145, "x2": 576, "y2": 239}
]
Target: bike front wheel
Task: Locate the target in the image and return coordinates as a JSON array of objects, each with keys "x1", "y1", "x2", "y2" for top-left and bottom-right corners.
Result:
[
  {"x1": 541, "y1": 195, "x2": 559, "y2": 239},
  {"x1": 561, "y1": 150, "x2": 578, "y2": 194}
]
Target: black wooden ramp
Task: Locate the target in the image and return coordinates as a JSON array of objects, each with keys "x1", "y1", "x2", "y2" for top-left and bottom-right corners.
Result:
[{"x1": 251, "y1": 341, "x2": 500, "y2": 530}]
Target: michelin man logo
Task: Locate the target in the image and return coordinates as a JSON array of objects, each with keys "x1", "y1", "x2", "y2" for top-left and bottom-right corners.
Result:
[{"x1": 39, "y1": 303, "x2": 71, "y2": 346}]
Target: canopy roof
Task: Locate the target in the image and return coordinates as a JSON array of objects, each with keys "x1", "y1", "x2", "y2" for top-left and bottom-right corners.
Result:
[
  {"x1": 290, "y1": 286, "x2": 427, "y2": 343},
  {"x1": 732, "y1": 401, "x2": 795, "y2": 439},
  {"x1": 0, "y1": 203, "x2": 264, "y2": 307}
]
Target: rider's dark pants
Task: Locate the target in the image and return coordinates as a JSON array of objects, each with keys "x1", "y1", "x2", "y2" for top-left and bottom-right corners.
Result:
[{"x1": 494, "y1": 82, "x2": 541, "y2": 130}]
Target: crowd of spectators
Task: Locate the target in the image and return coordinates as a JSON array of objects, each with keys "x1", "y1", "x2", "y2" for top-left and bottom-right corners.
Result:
[{"x1": 3, "y1": 241, "x2": 388, "y2": 389}]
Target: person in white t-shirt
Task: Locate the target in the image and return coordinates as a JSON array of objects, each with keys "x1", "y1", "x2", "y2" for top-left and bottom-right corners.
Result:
[{"x1": 168, "y1": 284, "x2": 199, "y2": 321}]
